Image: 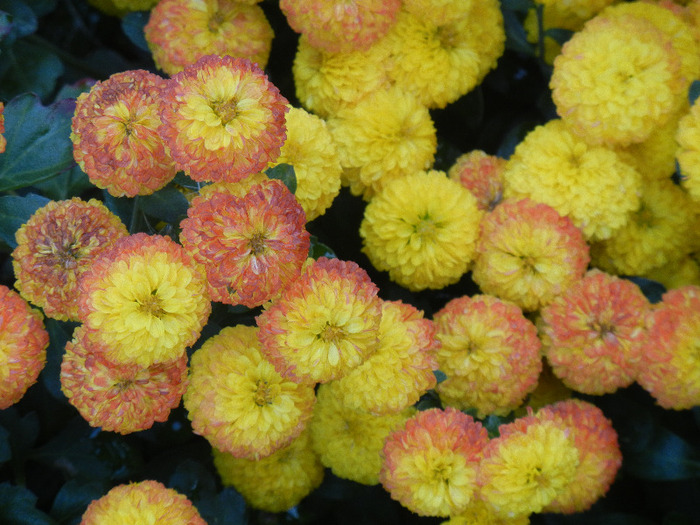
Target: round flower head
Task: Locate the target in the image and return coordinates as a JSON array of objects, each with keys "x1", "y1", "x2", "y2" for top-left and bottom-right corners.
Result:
[
  {"x1": 448, "y1": 150, "x2": 506, "y2": 211},
  {"x1": 538, "y1": 400, "x2": 622, "y2": 514},
  {"x1": 503, "y1": 119, "x2": 641, "y2": 241},
  {"x1": 80, "y1": 480, "x2": 206, "y2": 525},
  {"x1": 71, "y1": 70, "x2": 177, "y2": 197},
  {"x1": 213, "y1": 429, "x2": 324, "y2": 513},
  {"x1": 145, "y1": 0, "x2": 273, "y2": 76},
  {"x1": 434, "y1": 294, "x2": 542, "y2": 418},
  {"x1": 257, "y1": 257, "x2": 382, "y2": 384},
  {"x1": 0, "y1": 285, "x2": 48, "y2": 409},
  {"x1": 444, "y1": 499, "x2": 531, "y2": 525},
  {"x1": 360, "y1": 171, "x2": 483, "y2": 291},
  {"x1": 637, "y1": 285, "x2": 700, "y2": 409},
  {"x1": 78, "y1": 233, "x2": 211, "y2": 368},
  {"x1": 550, "y1": 14, "x2": 683, "y2": 147},
  {"x1": 539, "y1": 270, "x2": 651, "y2": 395},
  {"x1": 184, "y1": 325, "x2": 316, "y2": 459},
  {"x1": 380, "y1": 407, "x2": 489, "y2": 517},
  {"x1": 328, "y1": 86, "x2": 437, "y2": 199},
  {"x1": 280, "y1": 0, "x2": 401, "y2": 53},
  {"x1": 271, "y1": 106, "x2": 342, "y2": 221},
  {"x1": 332, "y1": 299, "x2": 439, "y2": 415},
  {"x1": 12, "y1": 198, "x2": 128, "y2": 321},
  {"x1": 478, "y1": 416, "x2": 579, "y2": 518},
  {"x1": 310, "y1": 383, "x2": 414, "y2": 485},
  {"x1": 676, "y1": 97, "x2": 700, "y2": 201},
  {"x1": 590, "y1": 178, "x2": 698, "y2": 276},
  {"x1": 644, "y1": 255, "x2": 700, "y2": 290},
  {"x1": 471, "y1": 198, "x2": 590, "y2": 312},
  {"x1": 402, "y1": 0, "x2": 473, "y2": 25},
  {"x1": 180, "y1": 178, "x2": 310, "y2": 308},
  {"x1": 0, "y1": 102, "x2": 5, "y2": 153},
  {"x1": 159, "y1": 55, "x2": 288, "y2": 183},
  {"x1": 61, "y1": 325, "x2": 188, "y2": 435}
]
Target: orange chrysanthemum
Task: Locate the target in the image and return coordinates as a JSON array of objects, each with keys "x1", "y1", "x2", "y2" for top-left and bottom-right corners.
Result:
[
  {"x1": 184, "y1": 325, "x2": 316, "y2": 459},
  {"x1": 434, "y1": 294, "x2": 542, "y2": 418},
  {"x1": 0, "y1": 102, "x2": 5, "y2": 154},
  {"x1": 180, "y1": 178, "x2": 310, "y2": 307},
  {"x1": 61, "y1": 325, "x2": 188, "y2": 434},
  {"x1": 12, "y1": 198, "x2": 128, "y2": 321},
  {"x1": 472, "y1": 198, "x2": 590, "y2": 312},
  {"x1": 257, "y1": 257, "x2": 382, "y2": 385},
  {"x1": 159, "y1": 55, "x2": 288, "y2": 183},
  {"x1": 71, "y1": 70, "x2": 177, "y2": 197},
  {"x1": 637, "y1": 285, "x2": 700, "y2": 409},
  {"x1": 380, "y1": 407, "x2": 489, "y2": 517},
  {"x1": 280, "y1": 0, "x2": 401, "y2": 53},
  {"x1": 145, "y1": 0, "x2": 273, "y2": 76},
  {"x1": 80, "y1": 480, "x2": 206, "y2": 525},
  {"x1": 0, "y1": 285, "x2": 49, "y2": 409},
  {"x1": 78, "y1": 233, "x2": 211, "y2": 368},
  {"x1": 540, "y1": 270, "x2": 651, "y2": 395},
  {"x1": 448, "y1": 150, "x2": 506, "y2": 211}
]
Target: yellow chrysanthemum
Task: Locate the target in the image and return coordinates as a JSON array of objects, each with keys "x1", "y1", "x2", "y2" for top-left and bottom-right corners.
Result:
[
  {"x1": 144, "y1": 0, "x2": 273, "y2": 76},
  {"x1": 0, "y1": 285, "x2": 49, "y2": 409},
  {"x1": 328, "y1": 86, "x2": 436, "y2": 199},
  {"x1": 310, "y1": 383, "x2": 414, "y2": 485},
  {"x1": 184, "y1": 325, "x2": 316, "y2": 459},
  {"x1": 443, "y1": 499, "x2": 531, "y2": 525},
  {"x1": 77, "y1": 233, "x2": 211, "y2": 368},
  {"x1": 271, "y1": 106, "x2": 342, "y2": 221},
  {"x1": 503, "y1": 119, "x2": 641, "y2": 241},
  {"x1": 448, "y1": 150, "x2": 506, "y2": 211},
  {"x1": 551, "y1": 14, "x2": 683, "y2": 147},
  {"x1": 402, "y1": 0, "x2": 473, "y2": 25},
  {"x1": 257, "y1": 257, "x2": 382, "y2": 384},
  {"x1": 676, "y1": 97, "x2": 700, "y2": 201},
  {"x1": 360, "y1": 171, "x2": 483, "y2": 291},
  {"x1": 590, "y1": 178, "x2": 698, "y2": 275},
  {"x1": 643, "y1": 255, "x2": 700, "y2": 289},
  {"x1": 213, "y1": 429, "x2": 324, "y2": 513},
  {"x1": 80, "y1": 480, "x2": 206, "y2": 525}
]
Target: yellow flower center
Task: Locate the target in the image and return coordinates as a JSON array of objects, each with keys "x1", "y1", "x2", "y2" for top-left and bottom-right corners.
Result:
[
  {"x1": 138, "y1": 291, "x2": 165, "y2": 318},
  {"x1": 436, "y1": 24, "x2": 459, "y2": 49},
  {"x1": 211, "y1": 98, "x2": 239, "y2": 127},
  {"x1": 208, "y1": 11, "x2": 225, "y2": 32},
  {"x1": 319, "y1": 323, "x2": 345, "y2": 344},
  {"x1": 254, "y1": 380, "x2": 273, "y2": 406},
  {"x1": 248, "y1": 232, "x2": 267, "y2": 256}
]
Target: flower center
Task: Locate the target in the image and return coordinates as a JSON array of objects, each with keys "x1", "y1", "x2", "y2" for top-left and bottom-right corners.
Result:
[
  {"x1": 54, "y1": 241, "x2": 79, "y2": 269},
  {"x1": 590, "y1": 320, "x2": 616, "y2": 342},
  {"x1": 138, "y1": 291, "x2": 165, "y2": 318},
  {"x1": 211, "y1": 98, "x2": 239, "y2": 126},
  {"x1": 436, "y1": 24, "x2": 459, "y2": 49},
  {"x1": 248, "y1": 232, "x2": 267, "y2": 256},
  {"x1": 415, "y1": 216, "x2": 438, "y2": 239},
  {"x1": 319, "y1": 323, "x2": 345, "y2": 344},
  {"x1": 208, "y1": 11, "x2": 225, "y2": 32},
  {"x1": 254, "y1": 380, "x2": 273, "y2": 406}
]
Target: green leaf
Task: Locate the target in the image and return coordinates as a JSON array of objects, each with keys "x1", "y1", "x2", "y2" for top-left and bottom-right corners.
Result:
[
  {"x1": 689, "y1": 80, "x2": 700, "y2": 106},
  {"x1": 168, "y1": 459, "x2": 218, "y2": 500},
  {"x1": 22, "y1": 0, "x2": 56, "y2": 17},
  {"x1": 31, "y1": 164, "x2": 92, "y2": 201},
  {"x1": 624, "y1": 428, "x2": 700, "y2": 481},
  {"x1": 0, "y1": 483, "x2": 56, "y2": 525},
  {"x1": 0, "y1": 410, "x2": 40, "y2": 458},
  {"x1": 195, "y1": 488, "x2": 247, "y2": 525},
  {"x1": 623, "y1": 276, "x2": 666, "y2": 304},
  {"x1": 0, "y1": 94, "x2": 74, "y2": 192},
  {"x1": 500, "y1": 0, "x2": 533, "y2": 13},
  {"x1": 309, "y1": 234, "x2": 336, "y2": 259},
  {"x1": 0, "y1": 193, "x2": 50, "y2": 249},
  {"x1": 0, "y1": 1, "x2": 37, "y2": 43},
  {"x1": 503, "y1": 10, "x2": 535, "y2": 56},
  {"x1": 140, "y1": 185, "x2": 190, "y2": 226},
  {"x1": 50, "y1": 479, "x2": 107, "y2": 525},
  {"x1": 433, "y1": 369, "x2": 447, "y2": 384},
  {"x1": 53, "y1": 79, "x2": 95, "y2": 102},
  {"x1": 265, "y1": 163, "x2": 297, "y2": 194},
  {"x1": 0, "y1": 39, "x2": 63, "y2": 101},
  {"x1": 544, "y1": 27, "x2": 574, "y2": 46},
  {"x1": 415, "y1": 390, "x2": 442, "y2": 412},
  {"x1": 41, "y1": 319, "x2": 76, "y2": 402},
  {"x1": 121, "y1": 11, "x2": 150, "y2": 52}
]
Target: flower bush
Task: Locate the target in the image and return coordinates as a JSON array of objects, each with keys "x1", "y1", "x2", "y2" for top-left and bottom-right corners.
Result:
[{"x1": 0, "y1": 1, "x2": 699, "y2": 524}]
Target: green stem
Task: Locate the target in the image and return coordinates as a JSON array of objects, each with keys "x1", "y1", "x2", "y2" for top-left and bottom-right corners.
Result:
[
  {"x1": 129, "y1": 196, "x2": 142, "y2": 233},
  {"x1": 535, "y1": 3, "x2": 546, "y2": 61}
]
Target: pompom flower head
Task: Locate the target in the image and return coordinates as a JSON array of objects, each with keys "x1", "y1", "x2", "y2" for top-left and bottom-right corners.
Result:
[
  {"x1": 12, "y1": 198, "x2": 128, "y2": 321},
  {"x1": 71, "y1": 70, "x2": 178, "y2": 197},
  {"x1": 61, "y1": 325, "x2": 188, "y2": 434},
  {"x1": 471, "y1": 198, "x2": 590, "y2": 312},
  {"x1": 676, "y1": 95, "x2": 700, "y2": 202},
  {"x1": 257, "y1": 257, "x2": 382, "y2": 384},
  {"x1": 159, "y1": 54, "x2": 288, "y2": 183},
  {"x1": 80, "y1": 480, "x2": 206, "y2": 525},
  {"x1": 184, "y1": 325, "x2": 316, "y2": 459},
  {"x1": 380, "y1": 407, "x2": 489, "y2": 517},
  {"x1": 180, "y1": 178, "x2": 310, "y2": 308},
  {"x1": 434, "y1": 294, "x2": 542, "y2": 418},
  {"x1": 78, "y1": 233, "x2": 211, "y2": 368},
  {"x1": 539, "y1": 270, "x2": 651, "y2": 395},
  {"x1": 360, "y1": 171, "x2": 483, "y2": 291},
  {"x1": 0, "y1": 285, "x2": 49, "y2": 409},
  {"x1": 448, "y1": 150, "x2": 506, "y2": 211},
  {"x1": 145, "y1": 0, "x2": 273, "y2": 76}
]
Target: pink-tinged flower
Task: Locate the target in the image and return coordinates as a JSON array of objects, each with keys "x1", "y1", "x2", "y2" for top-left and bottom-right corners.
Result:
[
  {"x1": 537, "y1": 400, "x2": 622, "y2": 514},
  {"x1": 332, "y1": 299, "x2": 439, "y2": 415},
  {"x1": 540, "y1": 269, "x2": 651, "y2": 395},
  {"x1": 0, "y1": 285, "x2": 49, "y2": 409},
  {"x1": 448, "y1": 150, "x2": 506, "y2": 211},
  {"x1": 80, "y1": 480, "x2": 206, "y2": 525},
  {"x1": 380, "y1": 407, "x2": 489, "y2": 517},
  {"x1": 257, "y1": 257, "x2": 382, "y2": 385},
  {"x1": 183, "y1": 325, "x2": 316, "y2": 460},
  {"x1": 61, "y1": 325, "x2": 188, "y2": 434},
  {"x1": 0, "y1": 102, "x2": 5, "y2": 153},
  {"x1": 434, "y1": 294, "x2": 542, "y2": 418},
  {"x1": 159, "y1": 55, "x2": 288, "y2": 183},
  {"x1": 12, "y1": 198, "x2": 128, "y2": 321},
  {"x1": 77, "y1": 233, "x2": 211, "y2": 368},
  {"x1": 472, "y1": 198, "x2": 590, "y2": 312},
  {"x1": 280, "y1": 0, "x2": 401, "y2": 53},
  {"x1": 145, "y1": 0, "x2": 273, "y2": 76},
  {"x1": 637, "y1": 285, "x2": 700, "y2": 409},
  {"x1": 71, "y1": 70, "x2": 177, "y2": 197},
  {"x1": 180, "y1": 178, "x2": 309, "y2": 308}
]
